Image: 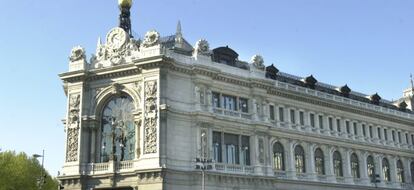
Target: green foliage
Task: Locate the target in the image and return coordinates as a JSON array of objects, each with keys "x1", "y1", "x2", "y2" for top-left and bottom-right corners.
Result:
[{"x1": 0, "y1": 151, "x2": 58, "y2": 190}]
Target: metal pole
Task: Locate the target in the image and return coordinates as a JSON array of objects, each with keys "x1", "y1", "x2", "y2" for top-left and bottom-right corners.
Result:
[
  {"x1": 40, "y1": 149, "x2": 44, "y2": 190},
  {"x1": 201, "y1": 167, "x2": 205, "y2": 190}
]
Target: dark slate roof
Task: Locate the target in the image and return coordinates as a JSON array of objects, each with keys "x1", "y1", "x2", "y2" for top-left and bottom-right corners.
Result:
[{"x1": 271, "y1": 72, "x2": 410, "y2": 113}]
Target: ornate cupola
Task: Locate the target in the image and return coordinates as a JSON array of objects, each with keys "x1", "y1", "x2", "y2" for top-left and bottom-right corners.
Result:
[{"x1": 118, "y1": 0, "x2": 133, "y2": 37}]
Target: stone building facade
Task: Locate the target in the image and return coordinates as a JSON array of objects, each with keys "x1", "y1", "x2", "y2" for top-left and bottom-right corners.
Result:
[{"x1": 58, "y1": 4, "x2": 414, "y2": 190}]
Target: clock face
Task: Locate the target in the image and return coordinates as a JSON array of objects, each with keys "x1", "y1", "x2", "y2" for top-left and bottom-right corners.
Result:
[{"x1": 106, "y1": 27, "x2": 128, "y2": 50}]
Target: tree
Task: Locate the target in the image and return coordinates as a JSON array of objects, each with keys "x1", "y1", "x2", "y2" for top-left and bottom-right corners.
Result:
[{"x1": 0, "y1": 151, "x2": 58, "y2": 190}]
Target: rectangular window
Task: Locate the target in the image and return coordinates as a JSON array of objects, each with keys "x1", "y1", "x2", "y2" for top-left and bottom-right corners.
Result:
[
  {"x1": 224, "y1": 133, "x2": 239, "y2": 164},
  {"x1": 310, "y1": 113, "x2": 315, "y2": 128},
  {"x1": 299, "y1": 111, "x2": 305, "y2": 125},
  {"x1": 319, "y1": 115, "x2": 324, "y2": 129},
  {"x1": 239, "y1": 98, "x2": 248, "y2": 113},
  {"x1": 384, "y1": 129, "x2": 388, "y2": 141},
  {"x1": 405, "y1": 133, "x2": 409, "y2": 144},
  {"x1": 241, "y1": 136, "x2": 250, "y2": 165},
  {"x1": 337, "y1": 119, "x2": 341, "y2": 132},
  {"x1": 290, "y1": 109, "x2": 296, "y2": 124},
  {"x1": 392, "y1": 130, "x2": 396, "y2": 142},
  {"x1": 369, "y1": 126, "x2": 373, "y2": 138},
  {"x1": 212, "y1": 92, "x2": 220, "y2": 108},
  {"x1": 412, "y1": 134, "x2": 414, "y2": 145},
  {"x1": 346, "y1": 121, "x2": 350, "y2": 134},
  {"x1": 279, "y1": 107, "x2": 285, "y2": 122},
  {"x1": 362, "y1": 124, "x2": 366, "y2": 137},
  {"x1": 269, "y1": 105, "x2": 275, "y2": 120},
  {"x1": 398, "y1": 132, "x2": 402, "y2": 143},
  {"x1": 213, "y1": 132, "x2": 222, "y2": 163},
  {"x1": 377, "y1": 128, "x2": 381, "y2": 139},
  {"x1": 353, "y1": 122, "x2": 358, "y2": 136},
  {"x1": 329, "y1": 117, "x2": 333, "y2": 131},
  {"x1": 223, "y1": 95, "x2": 236, "y2": 111}
]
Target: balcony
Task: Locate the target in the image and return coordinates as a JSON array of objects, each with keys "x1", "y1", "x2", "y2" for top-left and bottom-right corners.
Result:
[
  {"x1": 81, "y1": 160, "x2": 135, "y2": 175},
  {"x1": 214, "y1": 163, "x2": 254, "y2": 175},
  {"x1": 213, "y1": 108, "x2": 251, "y2": 120}
]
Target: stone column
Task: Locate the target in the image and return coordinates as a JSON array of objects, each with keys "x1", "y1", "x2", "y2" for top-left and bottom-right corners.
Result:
[
  {"x1": 88, "y1": 119, "x2": 99, "y2": 163},
  {"x1": 314, "y1": 113, "x2": 321, "y2": 134},
  {"x1": 206, "y1": 88, "x2": 213, "y2": 112},
  {"x1": 275, "y1": 105, "x2": 281, "y2": 127},
  {"x1": 325, "y1": 146, "x2": 335, "y2": 182},
  {"x1": 387, "y1": 129, "x2": 393, "y2": 146},
  {"x1": 403, "y1": 158, "x2": 411, "y2": 185},
  {"x1": 286, "y1": 140, "x2": 297, "y2": 179},
  {"x1": 360, "y1": 152, "x2": 370, "y2": 185},
  {"x1": 307, "y1": 143, "x2": 317, "y2": 181},
  {"x1": 322, "y1": 115, "x2": 330, "y2": 136},
  {"x1": 357, "y1": 123, "x2": 365, "y2": 141},
  {"x1": 374, "y1": 154, "x2": 385, "y2": 187},
  {"x1": 396, "y1": 131, "x2": 401, "y2": 148},
  {"x1": 262, "y1": 101, "x2": 269, "y2": 123},
  {"x1": 252, "y1": 98, "x2": 258, "y2": 121},
  {"x1": 331, "y1": 117, "x2": 338, "y2": 137},
  {"x1": 389, "y1": 156, "x2": 398, "y2": 188},
  {"x1": 287, "y1": 108, "x2": 293, "y2": 130},
  {"x1": 349, "y1": 121, "x2": 355, "y2": 140},
  {"x1": 343, "y1": 149, "x2": 353, "y2": 183},
  {"x1": 371, "y1": 125, "x2": 379, "y2": 144},
  {"x1": 340, "y1": 119, "x2": 347, "y2": 138},
  {"x1": 304, "y1": 111, "x2": 312, "y2": 132}
]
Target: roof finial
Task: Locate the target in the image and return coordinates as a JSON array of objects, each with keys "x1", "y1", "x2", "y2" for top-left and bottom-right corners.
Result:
[
  {"x1": 177, "y1": 20, "x2": 182, "y2": 36},
  {"x1": 175, "y1": 20, "x2": 183, "y2": 45},
  {"x1": 118, "y1": 0, "x2": 133, "y2": 37},
  {"x1": 97, "y1": 37, "x2": 102, "y2": 46},
  {"x1": 411, "y1": 73, "x2": 414, "y2": 89}
]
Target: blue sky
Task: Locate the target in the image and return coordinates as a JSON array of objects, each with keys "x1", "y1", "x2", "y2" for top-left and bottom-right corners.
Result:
[{"x1": 0, "y1": 0, "x2": 413, "y2": 176}]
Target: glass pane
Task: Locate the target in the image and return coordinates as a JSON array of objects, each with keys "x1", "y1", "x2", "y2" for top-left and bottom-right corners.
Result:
[{"x1": 100, "y1": 95, "x2": 135, "y2": 162}]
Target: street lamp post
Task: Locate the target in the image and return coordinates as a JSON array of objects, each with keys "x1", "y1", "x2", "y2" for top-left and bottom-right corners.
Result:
[
  {"x1": 195, "y1": 131, "x2": 212, "y2": 190},
  {"x1": 33, "y1": 150, "x2": 45, "y2": 190}
]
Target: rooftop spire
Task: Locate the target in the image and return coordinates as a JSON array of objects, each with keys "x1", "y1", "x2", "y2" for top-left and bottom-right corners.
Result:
[
  {"x1": 175, "y1": 20, "x2": 183, "y2": 46},
  {"x1": 176, "y1": 20, "x2": 182, "y2": 36},
  {"x1": 118, "y1": 0, "x2": 133, "y2": 37},
  {"x1": 411, "y1": 73, "x2": 414, "y2": 89}
]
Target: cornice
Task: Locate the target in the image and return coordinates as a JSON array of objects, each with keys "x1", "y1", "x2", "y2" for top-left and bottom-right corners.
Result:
[
  {"x1": 165, "y1": 61, "x2": 414, "y2": 126},
  {"x1": 59, "y1": 55, "x2": 414, "y2": 125}
]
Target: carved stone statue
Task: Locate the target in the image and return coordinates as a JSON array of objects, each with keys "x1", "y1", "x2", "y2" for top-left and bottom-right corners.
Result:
[
  {"x1": 69, "y1": 46, "x2": 86, "y2": 62},
  {"x1": 194, "y1": 39, "x2": 210, "y2": 56},
  {"x1": 142, "y1": 30, "x2": 160, "y2": 48},
  {"x1": 251, "y1": 55, "x2": 265, "y2": 71}
]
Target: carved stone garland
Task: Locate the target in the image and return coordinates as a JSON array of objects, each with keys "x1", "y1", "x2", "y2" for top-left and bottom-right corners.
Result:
[
  {"x1": 144, "y1": 81, "x2": 158, "y2": 154},
  {"x1": 66, "y1": 94, "x2": 80, "y2": 162}
]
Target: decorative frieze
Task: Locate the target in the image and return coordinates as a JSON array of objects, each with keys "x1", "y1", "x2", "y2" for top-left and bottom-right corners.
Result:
[
  {"x1": 66, "y1": 94, "x2": 80, "y2": 162},
  {"x1": 144, "y1": 80, "x2": 158, "y2": 154}
]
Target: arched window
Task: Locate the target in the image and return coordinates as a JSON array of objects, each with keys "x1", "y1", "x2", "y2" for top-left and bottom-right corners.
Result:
[
  {"x1": 333, "y1": 151, "x2": 343, "y2": 177},
  {"x1": 410, "y1": 162, "x2": 414, "y2": 183},
  {"x1": 100, "y1": 95, "x2": 135, "y2": 162},
  {"x1": 367, "y1": 156, "x2": 375, "y2": 180},
  {"x1": 314, "y1": 148, "x2": 324, "y2": 175},
  {"x1": 273, "y1": 142, "x2": 284, "y2": 171},
  {"x1": 351, "y1": 153, "x2": 360, "y2": 178},
  {"x1": 397, "y1": 160, "x2": 405, "y2": 183},
  {"x1": 295, "y1": 145, "x2": 305, "y2": 173},
  {"x1": 382, "y1": 158, "x2": 390, "y2": 182}
]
